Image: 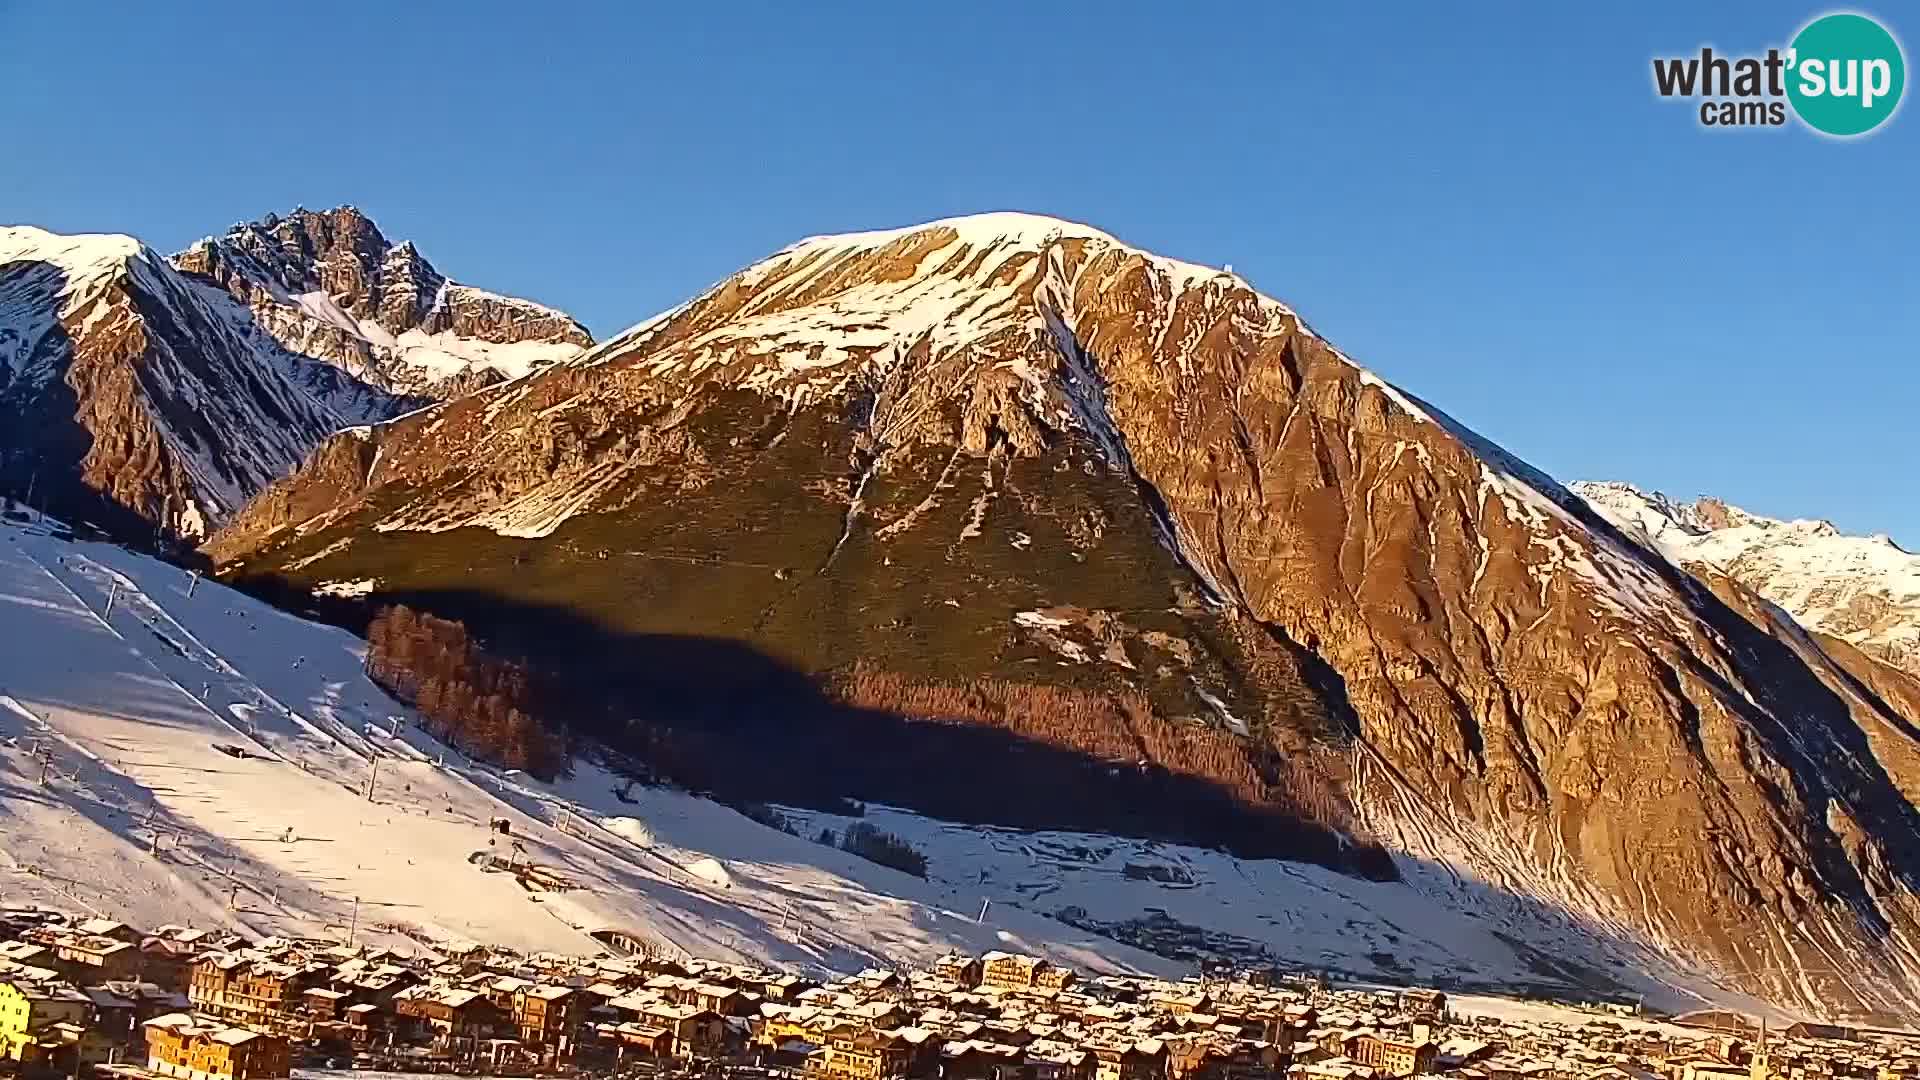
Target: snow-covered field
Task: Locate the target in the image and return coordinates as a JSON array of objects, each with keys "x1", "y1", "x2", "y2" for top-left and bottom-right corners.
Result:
[
  {"x1": 0, "y1": 506, "x2": 1768, "y2": 1015},
  {"x1": 0, "y1": 507, "x2": 1163, "y2": 978},
  {"x1": 773, "y1": 803, "x2": 1764, "y2": 1018}
]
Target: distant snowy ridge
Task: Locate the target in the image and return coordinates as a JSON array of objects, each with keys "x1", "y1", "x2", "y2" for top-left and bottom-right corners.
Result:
[{"x1": 1575, "y1": 480, "x2": 1920, "y2": 678}]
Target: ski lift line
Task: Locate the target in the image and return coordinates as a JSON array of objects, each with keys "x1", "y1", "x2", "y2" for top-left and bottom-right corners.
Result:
[
  {"x1": 22, "y1": 548, "x2": 291, "y2": 762},
  {"x1": 74, "y1": 544, "x2": 385, "y2": 763},
  {"x1": 55, "y1": 547, "x2": 383, "y2": 767}
]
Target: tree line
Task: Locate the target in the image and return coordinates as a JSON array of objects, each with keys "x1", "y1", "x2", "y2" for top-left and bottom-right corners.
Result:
[
  {"x1": 364, "y1": 605, "x2": 570, "y2": 781},
  {"x1": 351, "y1": 602, "x2": 1392, "y2": 880},
  {"x1": 824, "y1": 822, "x2": 928, "y2": 878},
  {"x1": 835, "y1": 661, "x2": 1363, "y2": 839}
]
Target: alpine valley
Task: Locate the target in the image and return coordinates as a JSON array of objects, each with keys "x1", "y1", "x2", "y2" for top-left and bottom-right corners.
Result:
[{"x1": 6, "y1": 208, "x2": 1920, "y2": 1023}]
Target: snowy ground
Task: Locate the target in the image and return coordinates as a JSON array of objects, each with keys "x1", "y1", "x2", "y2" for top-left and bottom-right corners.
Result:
[
  {"x1": 0, "y1": 508, "x2": 1165, "y2": 978},
  {"x1": 0, "y1": 506, "x2": 1773, "y2": 1014},
  {"x1": 774, "y1": 803, "x2": 1759, "y2": 1017},
  {"x1": 1442, "y1": 993, "x2": 1703, "y2": 1038}
]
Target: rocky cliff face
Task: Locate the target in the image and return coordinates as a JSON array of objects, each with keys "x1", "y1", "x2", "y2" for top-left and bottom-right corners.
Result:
[
  {"x1": 210, "y1": 213, "x2": 1920, "y2": 1017},
  {"x1": 0, "y1": 227, "x2": 354, "y2": 539},
  {"x1": 174, "y1": 206, "x2": 592, "y2": 407},
  {"x1": 1577, "y1": 481, "x2": 1920, "y2": 681}
]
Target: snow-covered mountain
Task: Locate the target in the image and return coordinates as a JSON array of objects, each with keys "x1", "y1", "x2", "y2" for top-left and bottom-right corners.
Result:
[
  {"x1": 2, "y1": 208, "x2": 594, "y2": 544},
  {"x1": 1576, "y1": 481, "x2": 1920, "y2": 680},
  {"x1": 0, "y1": 225, "x2": 381, "y2": 540},
  {"x1": 174, "y1": 207, "x2": 591, "y2": 405},
  {"x1": 212, "y1": 211, "x2": 1920, "y2": 1019}
]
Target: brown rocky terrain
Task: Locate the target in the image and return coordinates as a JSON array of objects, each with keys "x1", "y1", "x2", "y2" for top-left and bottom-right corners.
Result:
[{"x1": 209, "y1": 213, "x2": 1920, "y2": 1017}]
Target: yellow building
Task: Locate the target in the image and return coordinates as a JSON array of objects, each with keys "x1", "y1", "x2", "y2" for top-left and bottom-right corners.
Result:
[
  {"x1": 0, "y1": 979, "x2": 92, "y2": 1062},
  {"x1": 639, "y1": 1003, "x2": 724, "y2": 1059},
  {"x1": 1345, "y1": 1032, "x2": 1436, "y2": 1079},
  {"x1": 757, "y1": 1004, "x2": 830, "y2": 1048},
  {"x1": 810, "y1": 1025, "x2": 910, "y2": 1080},
  {"x1": 143, "y1": 1012, "x2": 290, "y2": 1080},
  {"x1": 1033, "y1": 966, "x2": 1076, "y2": 990},
  {"x1": 933, "y1": 954, "x2": 982, "y2": 989},
  {"x1": 979, "y1": 951, "x2": 1049, "y2": 992}
]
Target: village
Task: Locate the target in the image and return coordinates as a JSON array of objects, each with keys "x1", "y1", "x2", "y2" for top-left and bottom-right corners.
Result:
[{"x1": 0, "y1": 905, "x2": 1914, "y2": 1080}]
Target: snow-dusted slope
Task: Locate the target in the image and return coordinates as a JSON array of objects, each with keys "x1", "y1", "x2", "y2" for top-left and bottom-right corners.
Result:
[
  {"x1": 0, "y1": 504, "x2": 1167, "y2": 976},
  {"x1": 773, "y1": 801, "x2": 1777, "y2": 1017},
  {"x1": 0, "y1": 501, "x2": 1782, "y2": 1015},
  {"x1": 0, "y1": 225, "x2": 371, "y2": 539},
  {"x1": 1576, "y1": 481, "x2": 1920, "y2": 679},
  {"x1": 174, "y1": 207, "x2": 591, "y2": 405}
]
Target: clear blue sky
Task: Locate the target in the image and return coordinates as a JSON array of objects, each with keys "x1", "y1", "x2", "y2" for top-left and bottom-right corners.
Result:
[{"x1": 5, "y1": 2, "x2": 1914, "y2": 542}]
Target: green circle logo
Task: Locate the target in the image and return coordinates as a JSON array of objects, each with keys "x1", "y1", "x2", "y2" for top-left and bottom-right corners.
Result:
[{"x1": 1787, "y1": 13, "x2": 1906, "y2": 136}]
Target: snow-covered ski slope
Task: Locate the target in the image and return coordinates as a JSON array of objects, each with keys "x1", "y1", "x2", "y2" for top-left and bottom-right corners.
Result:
[
  {"x1": 0, "y1": 507, "x2": 1163, "y2": 976},
  {"x1": 0, "y1": 508, "x2": 1760, "y2": 1013},
  {"x1": 774, "y1": 804, "x2": 1771, "y2": 1018}
]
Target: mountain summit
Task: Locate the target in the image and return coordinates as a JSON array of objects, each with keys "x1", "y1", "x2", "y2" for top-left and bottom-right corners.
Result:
[
  {"x1": 2, "y1": 207, "x2": 597, "y2": 541},
  {"x1": 213, "y1": 212, "x2": 1920, "y2": 1017},
  {"x1": 175, "y1": 205, "x2": 592, "y2": 406}
]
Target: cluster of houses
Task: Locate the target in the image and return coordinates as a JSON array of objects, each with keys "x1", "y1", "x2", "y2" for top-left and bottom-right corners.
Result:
[
  {"x1": 3, "y1": 905, "x2": 1919, "y2": 1080},
  {"x1": 741, "y1": 960, "x2": 1920, "y2": 1080},
  {"x1": 0, "y1": 910, "x2": 196, "y2": 1072}
]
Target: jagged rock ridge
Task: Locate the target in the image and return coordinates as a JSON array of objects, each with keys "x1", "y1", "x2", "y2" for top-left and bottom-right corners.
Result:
[
  {"x1": 174, "y1": 206, "x2": 592, "y2": 406},
  {"x1": 212, "y1": 212, "x2": 1920, "y2": 1019}
]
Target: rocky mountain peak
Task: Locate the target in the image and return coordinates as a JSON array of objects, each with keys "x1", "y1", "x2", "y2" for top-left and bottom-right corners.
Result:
[
  {"x1": 3, "y1": 206, "x2": 606, "y2": 544},
  {"x1": 174, "y1": 205, "x2": 592, "y2": 405},
  {"x1": 2, "y1": 224, "x2": 353, "y2": 539},
  {"x1": 780, "y1": 211, "x2": 1153, "y2": 259},
  {"x1": 186, "y1": 204, "x2": 430, "y2": 329},
  {"x1": 573, "y1": 210, "x2": 1297, "y2": 468}
]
